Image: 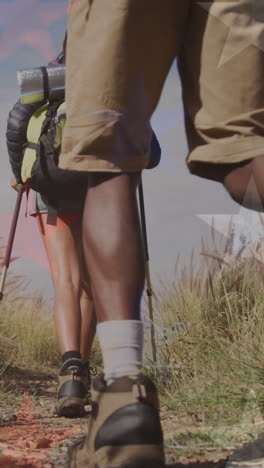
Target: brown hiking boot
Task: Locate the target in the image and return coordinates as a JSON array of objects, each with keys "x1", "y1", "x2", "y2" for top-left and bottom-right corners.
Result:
[
  {"x1": 55, "y1": 365, "x2": 89, "y2": 418},
  {"x1": 67, "y1": 373, "x2": 165, "y2": 468}
]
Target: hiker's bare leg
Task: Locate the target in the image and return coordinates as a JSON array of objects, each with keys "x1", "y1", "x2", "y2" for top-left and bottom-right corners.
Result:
[
  {"x1": 79, "y1": 290, "x2": 96, "y2": 361},
  {"x1": 36, "y1": 214, "x2": 96, "y2": 356},
  {"x1": 82, "y1": 172, "x2": 145, "y2": 323},
  {"x1": 75, "y1": 228, "x2": 97, "y2": 361}
]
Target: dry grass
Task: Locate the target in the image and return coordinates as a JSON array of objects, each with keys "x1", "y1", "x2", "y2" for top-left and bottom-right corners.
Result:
[
  {"x1": 144, "y1": 225, "x2": 264, "y2": 433},
  {"x1": 0, "y1": 244, "x2": 101, "y2": 398},
  {"x1": 2, "y1": 228, "x2": 264, "y2": 456}
]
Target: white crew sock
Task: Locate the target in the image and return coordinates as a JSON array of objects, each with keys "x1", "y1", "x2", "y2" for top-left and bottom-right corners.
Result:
[{"x1": 97, "y1": 320, "x2": 144, "y2": 384}]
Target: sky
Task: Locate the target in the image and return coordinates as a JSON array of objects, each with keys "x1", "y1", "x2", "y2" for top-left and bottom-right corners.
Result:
[{"x1": 0, "y1": 0, "x2": 262, "y2": 305}]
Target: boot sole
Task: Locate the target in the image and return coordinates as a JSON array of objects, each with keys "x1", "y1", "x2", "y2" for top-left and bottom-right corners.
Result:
[
  {"x1": 95, "y1": 444, "x2": 165, "y2": 468},
  {"x1": 56, "y1": 396, "x2": 85, "y2": 418},
  {"x1": 99, "y1": 462, "x2": 165, "y2": 468}
]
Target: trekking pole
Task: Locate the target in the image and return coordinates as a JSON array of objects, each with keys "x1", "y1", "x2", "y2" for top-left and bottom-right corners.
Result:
[
  {"x1": 138, "y1": 177, "x2": 157, "y2": 363},
  {"x1": 0, "y1": 187, "x2": 24, "y2": 301}
]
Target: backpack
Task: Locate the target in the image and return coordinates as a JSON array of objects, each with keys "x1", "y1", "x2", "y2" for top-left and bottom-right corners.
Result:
[
  {"x1": 20, "y1": 100, "x2": 161, "y2": 202},
  {"x1": 8, "y1": 47, "x2": 161, "y2": 200},
  {"x1": 21, "y1": 99, "x2": 88, "y2": 203}
]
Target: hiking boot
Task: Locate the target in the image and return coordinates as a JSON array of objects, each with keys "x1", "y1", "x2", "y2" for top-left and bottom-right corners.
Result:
[
  {"x1": 67, "y1": 372, "x2": 165, "y2": 468},
  {"x1": 56, "y1": 365, "x2": 89, "y2": 417}
]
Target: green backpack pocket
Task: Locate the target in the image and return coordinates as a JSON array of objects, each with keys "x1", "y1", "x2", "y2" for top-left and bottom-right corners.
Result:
[{"x1": 22, "y1": 100, "x2": 88, "y2": 203}]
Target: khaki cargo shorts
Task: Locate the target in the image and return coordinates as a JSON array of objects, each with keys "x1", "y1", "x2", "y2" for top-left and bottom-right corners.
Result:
[{"x1": 59, "y1": 0, "x2": 264, "y2": 177}]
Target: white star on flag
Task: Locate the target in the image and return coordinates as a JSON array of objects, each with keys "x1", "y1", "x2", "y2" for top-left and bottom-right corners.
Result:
[
  {"x1": 198, "y1": 178, "x2": 264, "y2": 258},
  {"x1": 199, "y1": 1, "x2": 264, "y2": 66},
  {"x1": 198, "y1": 207, "x2": 264, "y2": 255}
]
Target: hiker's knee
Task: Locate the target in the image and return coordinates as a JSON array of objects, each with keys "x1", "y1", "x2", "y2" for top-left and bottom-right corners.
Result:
[{"x1": 53, "y1": 269, "x2": 81, "y2": 296}]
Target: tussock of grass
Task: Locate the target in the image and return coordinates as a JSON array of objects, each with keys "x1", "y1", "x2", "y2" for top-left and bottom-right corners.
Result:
[
  {"x1": 0, "y1": 292, "x2": 102, "y2": 371},
  {"x1": 146, "y1": 232, "x2": 264, "y2": 429},
  {"x1": 0, "y1": 291, "x2": 60, "y2": 369},
  {"x1": 0, "y1": 239, "x2": 57, "y2": 367}
]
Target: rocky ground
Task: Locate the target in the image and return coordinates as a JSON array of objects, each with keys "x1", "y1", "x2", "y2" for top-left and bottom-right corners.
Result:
[{"x1": 0, "y1": 366, "x2": 262, "y2": 468}]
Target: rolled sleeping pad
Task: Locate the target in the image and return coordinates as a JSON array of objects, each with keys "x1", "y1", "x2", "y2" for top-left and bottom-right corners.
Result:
[{"x1": 17, "y1": 63, "x2": 65, "y2": 104}]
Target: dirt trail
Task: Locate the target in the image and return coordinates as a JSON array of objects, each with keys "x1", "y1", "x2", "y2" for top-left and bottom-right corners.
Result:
[{"x1": 0, "y1": 368, "x2": 229, "y2": 468}]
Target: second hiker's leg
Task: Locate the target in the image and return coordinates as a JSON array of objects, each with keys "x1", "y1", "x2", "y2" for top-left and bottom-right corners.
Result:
[
  {"x1": 37, "y1": 213, "x2": 94, "y2": 416},
  {"x1": 79, "y1": 289, "x2": 96, "y2": 362},
  {"x1": 36, "y1": 214, "x2": 83, "y2": 354},
  {"x1": 72, "y1": 214, "x2": 97, "y2": 362}
]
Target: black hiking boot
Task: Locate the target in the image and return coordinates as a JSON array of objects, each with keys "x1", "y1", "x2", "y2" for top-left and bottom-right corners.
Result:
[
  {"x1": 56, "y1": 364, "x2": 89, "y2": 418},
  {"x1": 66, "y1": 372, "x2": 165, "y2": 467}
]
